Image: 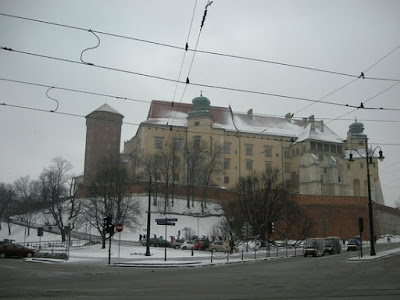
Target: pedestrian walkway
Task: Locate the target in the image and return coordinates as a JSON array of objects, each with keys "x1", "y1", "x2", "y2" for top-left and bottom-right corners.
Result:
[{"x1": 348, "y1": 247, "x2": 400, "y2": 262}]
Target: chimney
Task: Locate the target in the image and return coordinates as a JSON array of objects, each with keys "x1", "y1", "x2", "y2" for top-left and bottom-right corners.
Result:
[
  {"x1": 285, "y1": 112, "x2": 292, "y2": 122},
  {"x1": 247, "y1": 109, "x2": 253, "y2": 119},
  {"x1": 302, "y1": 117, "x2": 308, "y2": 128},
  {"x1": 309, "y1": 115, "x2": 315, "y2": 130}
]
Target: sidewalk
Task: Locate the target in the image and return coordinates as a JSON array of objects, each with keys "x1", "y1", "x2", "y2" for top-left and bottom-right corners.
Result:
[{"x1": 347, "y1": 247, "x2": 400, "y2": 262}]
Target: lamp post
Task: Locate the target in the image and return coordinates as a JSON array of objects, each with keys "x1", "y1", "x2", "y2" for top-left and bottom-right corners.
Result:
[
  {"x1": 349, "y1": 137, "x2": 384, "y2": 256},
  {"x1": 145, "y1": 176, "x2": 152, "y2": 257}
]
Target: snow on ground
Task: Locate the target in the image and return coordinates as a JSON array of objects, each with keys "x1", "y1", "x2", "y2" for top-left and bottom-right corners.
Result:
[{"x1": 1, "y1": 196, "x2": 400, "y2": 266}]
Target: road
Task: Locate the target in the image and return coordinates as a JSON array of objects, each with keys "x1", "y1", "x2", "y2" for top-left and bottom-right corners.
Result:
[{"x1": 0, "y1": 245, "x2": 399, "y2": 299}]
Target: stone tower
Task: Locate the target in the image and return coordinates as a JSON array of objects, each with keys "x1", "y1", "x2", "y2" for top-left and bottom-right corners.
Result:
[
  {"x1": 344, "y1": 120, "x2": 384, "y2": 204},
  {"x1": 83, "y1": 104, "x2": 124, "y2": 185}
]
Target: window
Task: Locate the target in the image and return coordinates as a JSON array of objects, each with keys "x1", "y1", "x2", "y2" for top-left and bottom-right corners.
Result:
[
  {"x1": 224, "y1": 158, "x2": 230, "y2": 170},
  {"x1": 283, "y1": 148, "x2": 290, "y2": 158},
  {"x1": 224, "y1": 176, "x2": 230, "y2": 184},
  {"x1": 337, "y1": 145, "x2": 343, "y2": 154},
  {"x1": 246, "y1": 160, "x2": 253, "y2": 171},
  {"x1": 193, "y1": 136, "x2": 201, "y2": 148},
  {"x1": 347, "y1": 164, "x2": 351, "y2": 170},
  {"x1": 324, "y1": 144, "x2": 329, "y2": 152},
  {"x1": 360, "y1": 162, "x2": 364, "y2": 169},
  {"x1": 194, "y1": 121, "x2": 200, "y2": 126},
  {"x1": 155, "y1": 154, "x2": 162, "y2": 165},
  {"x1": 173, "y1": 173, "x2": 180, "y2": 182},
  {"x1": 264, "y1": 146, "x2": 272, "y2": 157},
  {"x1": 154, "y1": 137, "x2": 164, "y2": 149},
  {"x1": 223, "y1": 142, "x2": 231, "y2": 154},
  {"x1": 317, "y1": 143, "x2": 323, "y2": 151},
  {"x1": 246, "y1": 144, "x2": 253, "y2": 156},
  {"x1": 265, "y1": 161, "x2": 272, "y2": 171},
  {"x1": 174, "y1": 139, "x2": 182, "y2": 150},
  {"x1": 284, "y1": 163, "x2": 291, "y2": 174},
  {"x1": 310, "y1": 142, "x2": 316, "y2": 151},
  {"x1": 330, "y1": 144, "x2": 336, "y2": 153}
]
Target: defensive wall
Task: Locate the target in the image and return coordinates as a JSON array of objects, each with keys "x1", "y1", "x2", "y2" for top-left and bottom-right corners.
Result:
[{"x1": 81, "y1": 182, "x2": 400, "y2": 240}]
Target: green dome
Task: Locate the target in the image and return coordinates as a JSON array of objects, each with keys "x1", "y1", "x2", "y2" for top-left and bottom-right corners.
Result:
[
  {"x1": 192, "y1": 96, "x2": 210, "y2": 108},
  {"x1": 187, "y1": 95, "x2": 213, "y2": 119},
  {"x1": 349, "y1": 121, "x2": 364, "y2": 134}
]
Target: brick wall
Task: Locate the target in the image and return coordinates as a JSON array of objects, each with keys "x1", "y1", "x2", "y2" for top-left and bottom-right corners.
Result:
[{"x1": 79, "y1": 182, "x2": 400, "y2": 240}]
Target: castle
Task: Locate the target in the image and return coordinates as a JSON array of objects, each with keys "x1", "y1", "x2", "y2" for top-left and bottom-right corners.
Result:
[{"x1": 81, "y1": 97, "x2": 400, "y2": 238}]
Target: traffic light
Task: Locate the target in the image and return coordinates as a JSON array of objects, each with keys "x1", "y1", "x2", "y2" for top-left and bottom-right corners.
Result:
[
  {"x1": 103, "y1": 215, "x2": 114, "y2": 235},
  {"x1": 268, "y1": 222, "x2": 275, "y2": 234},
  {"x1": 37, "y1": 227, "x2": 44, "y2": 237},
  {"x1": 358, "y1": 217, "x2": 364, "y2": 233}
]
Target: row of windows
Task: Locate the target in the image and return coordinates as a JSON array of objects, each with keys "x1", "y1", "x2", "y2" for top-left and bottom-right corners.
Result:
[
  {"x1": 154, "y1": 137, "x2": 183, "y2": 150},
  {"x1": 224, "y1": 142, "x2": 291, "y2": 158},
  {"x1": 310, "y1": 142, "x2": 343, "y2": 154},
  {"x1": 224, "y1": 158, "x2": 291, "y2": 173}
]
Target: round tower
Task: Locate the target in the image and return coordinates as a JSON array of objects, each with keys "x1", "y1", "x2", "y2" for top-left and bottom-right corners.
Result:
[{"x1": 83, "y1": 104, "x2": 124, "y2": 185}]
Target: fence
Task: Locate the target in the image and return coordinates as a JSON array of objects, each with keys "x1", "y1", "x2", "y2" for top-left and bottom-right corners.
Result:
[{"x1": 208, "y1": 245, "x2": 305, "y2": 263}]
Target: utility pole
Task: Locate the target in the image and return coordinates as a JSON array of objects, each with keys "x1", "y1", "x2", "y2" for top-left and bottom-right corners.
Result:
[{"x1": 145, "y1": 176, "x2": 152, "y2": 256}]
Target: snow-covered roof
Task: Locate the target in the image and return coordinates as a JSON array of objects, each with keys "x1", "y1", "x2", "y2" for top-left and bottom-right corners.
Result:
[{"x1": 142, "y1": 100, "x2": 344, "y2": 144}]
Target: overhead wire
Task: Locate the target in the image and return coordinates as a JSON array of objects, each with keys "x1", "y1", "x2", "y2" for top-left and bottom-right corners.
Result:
[
  {"x1": 1, "y1": 12, "x2": 399, "y2": 82},
  {"x1": 6, "y1": 46, "x2": 393, "y2": 109},
  {"x1": 166, "y1": 0, "x2": 198, "y2": 127}
]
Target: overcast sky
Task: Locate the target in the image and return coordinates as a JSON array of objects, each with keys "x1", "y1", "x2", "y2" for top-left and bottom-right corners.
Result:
[{"x1": 1, "y1": 0, "x2": 399, "y2": 208}]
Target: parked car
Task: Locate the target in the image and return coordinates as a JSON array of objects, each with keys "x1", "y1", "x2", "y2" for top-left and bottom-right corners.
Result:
[
  {"x1": 181, "y1": 240, "x2": 196, "y2": 250},
  {"x1": 209, "y1": 240, "x2": 230, "y2": 252},
  {"x1": 0, "y1": 243, "x2": 36, "y2": 258},
  {"x1": 141, "y1": 238, "x2": 171, "y2": 248},
  {"x1": 194, "y1": 240, "x2": 211, "y2": 251},
  {"x1": 304, "y1": 238, "x2": 325, "y2": 257},
  {"x1": 171, "y1": 239, "x2": 185, "y2": 249},
  {"x1": 347, "y1": 237, "x2": 361, "y2": 251},
  {"x1": 324, "y1": 236, "x2": 341, "y2": 254}
]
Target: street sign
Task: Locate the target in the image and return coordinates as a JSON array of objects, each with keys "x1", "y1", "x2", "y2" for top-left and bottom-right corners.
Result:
[
  {"x1": 116, "y1": 223, "x2": 123, "y2": 232},
  {"x1": 155, "y1": 218, "x2": 178, "y2": 222},
  {"x1": 156, "y1": 220, "x2": 176, "y2": 226}
]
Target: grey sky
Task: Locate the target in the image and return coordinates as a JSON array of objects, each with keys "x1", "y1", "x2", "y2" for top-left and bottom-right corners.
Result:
[{"x1": 0, "y1": 0, "x2": 399, "y2": 207}]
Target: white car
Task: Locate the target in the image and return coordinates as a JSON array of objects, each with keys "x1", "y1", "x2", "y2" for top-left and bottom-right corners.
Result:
[{"x1": 180, "y1": 240, "x2": 196, "y2": 250}]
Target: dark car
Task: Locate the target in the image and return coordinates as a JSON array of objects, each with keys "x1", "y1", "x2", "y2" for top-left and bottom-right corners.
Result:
[
  {"x1": 0, "y1": 243, "x2": 36, "y2": 258},
  {"x1": 141, "y1": 238, "x2": 171, "y2": 248}
]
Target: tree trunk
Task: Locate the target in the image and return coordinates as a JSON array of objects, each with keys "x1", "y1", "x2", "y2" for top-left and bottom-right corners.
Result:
[{"x1": 61, "y1": 228, "x2": 66, "y2": 243}]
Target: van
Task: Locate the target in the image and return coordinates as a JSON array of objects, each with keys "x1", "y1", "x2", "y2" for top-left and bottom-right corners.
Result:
[
  {"x1": 324, "y1": 236, "x2": 341, "y2": 254},
  {"x1": 304, "y1": 238, "x2": 325, "y2": 257}
]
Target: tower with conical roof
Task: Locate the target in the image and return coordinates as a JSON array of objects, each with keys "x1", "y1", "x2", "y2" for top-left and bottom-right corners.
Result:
[{"x1": 83, "y1": 104, "x2": 124, "y2": 185}]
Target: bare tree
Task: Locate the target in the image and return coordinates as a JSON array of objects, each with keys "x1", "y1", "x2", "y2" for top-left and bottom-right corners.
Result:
[
  {"x1": 273, "y1": 197, "x2": 313, "y2": 246},
  {"x1": 40, "y1": 157, "x2": 81, "y2": 242},
  {"x1": 140, "y1": 152, "x2": 162, "y2": 206},
  {"x1": 13, "y1": 176, "x2": 41, "y2": 236},
  {"x1": 224, "y1": 169, "x2": 291, "y2": 243},
  {"x1": 84, "y1": 163, "x2": 141, "y2": 249},
  {"x1": 181, "y1": 139, "x2": 208, "y2": 208},
  {"x1": 197, "y1": 141, "x2": 223, "y2": 212},
  {"x1": 0, "y1": 183, "x2": 15, "y2": 235}
]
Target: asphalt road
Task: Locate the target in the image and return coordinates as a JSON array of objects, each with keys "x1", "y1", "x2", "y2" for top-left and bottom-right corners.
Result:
[{"x1": 1, "y1": 245, "x2": 399, "y2": 299}]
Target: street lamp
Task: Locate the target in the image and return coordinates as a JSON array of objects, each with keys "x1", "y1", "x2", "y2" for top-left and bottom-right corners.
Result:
[
  {"x1": 349, "y1": 137, "x2": 384, "y2": 256},
  {"x1": 145, "y1": 176, "x2": 152, "y2": 257}
]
